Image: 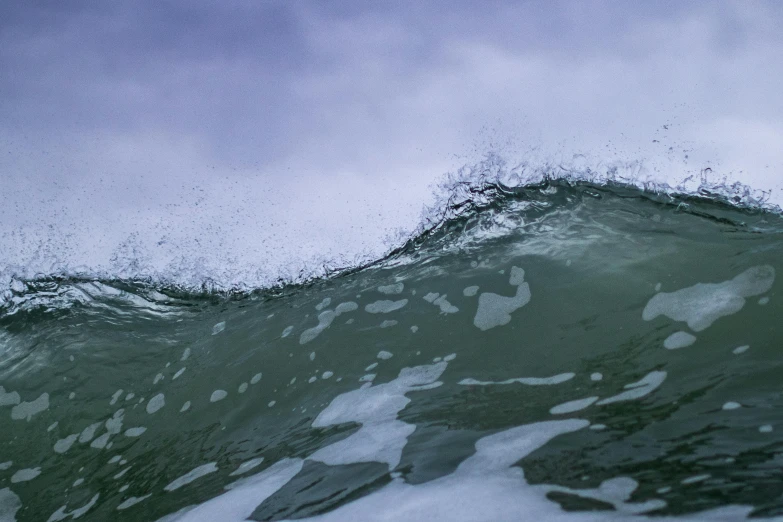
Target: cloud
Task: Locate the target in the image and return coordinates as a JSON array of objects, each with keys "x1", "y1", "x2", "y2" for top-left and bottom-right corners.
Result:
[{"x1": 1, "y1": 1, "x2": 782, "y2": 286}]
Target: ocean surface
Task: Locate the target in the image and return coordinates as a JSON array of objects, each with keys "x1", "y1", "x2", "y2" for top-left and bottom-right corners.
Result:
[{"x1": 2, "y1": 177, "x2": 783, "y2": 521}]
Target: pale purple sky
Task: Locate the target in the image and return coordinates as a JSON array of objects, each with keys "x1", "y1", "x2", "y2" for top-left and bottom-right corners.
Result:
[{"x1": 1, "y1": 1, "x2": 782, "y2": 288}]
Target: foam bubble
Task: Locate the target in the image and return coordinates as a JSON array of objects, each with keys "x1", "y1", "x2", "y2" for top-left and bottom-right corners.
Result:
[
  {"x1": 365, "y1": 363, "x2": 378, "y2": 371},
  {"x1": 550, "y1": 397, "x2": 599, "y2": 415},
  {"x1": 0, "y1": 488, "x2": 21, "y2": 521},
  {"x1": 173, "y1": 367, "x2": 186, "y2": 380},
  {"x1": 180, "y1": 401, "x2": 191, "y2": 413},
  {"x1": 238, "y1": 383, "x2": 248, "y2": 393},
  {"x1": 250, "y1": 373, "x2": 262, "y2": 384},
  {"x1": 380, "y1": 320, "x2": 398, "y2": 328},
  {"x1": 10, "y1": 467, "x2": 40, "y2": 483},
  {"x1": 229, "y1": 457, "x2": 265, "y2": 477},
  {"x1": 125, "y1": 427, "x2": 147, "y2": 437},
  {"x1": 309, "y1": 363, "x2": 447, "y2": 471},
  {"x1": 463, "y1": 285, "x2": 479, "y2": 297},
  {"x1": 146, "y1": 393, "x2": 165, "y2": 414},
  {"x1": 473, "y1": 267, "x2": 531, "y2": 331},
  {"x1": 117, "y1": 494, "x2": 152, "y2": 510},
  {"x1": 91, "y1": 433, "x2": 111, "y2": 449},
  {"x1": 377, "y1": 351, "x2": 393, "y2": 360},
  {"x1": 364, "y1": 299, "x2": 408, "y2": 314},
  {"x1": 682, "y1": 474, "x2": 711, "y2": 485},
  {"x1": 315, "y1": 298, "x2": 332, "y2": 311},
  {"x1": 210, "y1": 390, "x2": 228, "y2": 403},
  {"x1": 760, "y1": 425, "x2": 773, "y2": 433},
  {"x1": 300, "y1": 302, "x2": 358, "y2": 344},
  {"x1": 424, "y1": 293, "x2": 459, "y2": 314},
  {"x1": 10, "y1": 393, "x2": 49, "y2": 421},
  {"x1": 79, "y1": 422, "x2": 101, "y2": 443},
  {"x1": 212, "y1": 321, "x2": 226, "y2": 335},
  {"x1": 47, "y1": 493, "x2": 99, "y2": 521},
  {"x1": 164, "y1": 463, "x2": 219, "y2": 492},
  {"x1": 0, "y1": 386, "x2": 20, "y2": 407},
  {"x1": 281, "y1": 326, "x2": 293, "y2": 338},
  {"x1": 181, "y1": 348, "x2": 191, "y2": 361},
  {"x1": 643, "y1": 265, "x2": 775, "y2": 332},
  {"x1": 459, "y1": 372, "x2": 575, "y2": 387},
  {"x1": 596, "y1": 371, "x2": 667, "y2": 406},
  {"x1": 722, "y1": 401, "x2": 741, "y2": 410},
  {"x1": 110, "y1": 389, "x2": 124, "y2": 405},
  {"x1": 733, "y1": 345, "x2": 750, "y2": 355},
  {"x1": 0, "y1": 461, "x2": 11, "y2": 471},
  {"x1": 590, "y1": 373, "x2": 603, "y2": 381},
  {"x1": 54, "y1": 434, "x2": 78, "y2": 454},
  {"x1": 154, "y1": 373, "x2": 165, "y2": 384},
  {"x1": 322, "y1": 371, "x2": 333, "y2": 380},
  {"x1": 663, "y1": 331, "x2": 696, "y2": 350},
  {"x1": 378, "y1": 283, "x2": 404, "y2": 295}
]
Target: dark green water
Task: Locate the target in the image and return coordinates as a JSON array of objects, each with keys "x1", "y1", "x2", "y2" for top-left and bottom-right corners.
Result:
[{"x1": 1, "y1": 181, "x2": 783, "y2": 521}]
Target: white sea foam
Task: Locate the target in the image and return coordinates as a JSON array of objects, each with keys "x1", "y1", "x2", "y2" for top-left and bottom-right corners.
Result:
[
  {"x1": 0, "y1": 387, "x2": 20, "y2": 407},
  {"x1": 210, "y1": 390, "x2": 227, "y2": 403},
  {"x1": 165, "y1": 463, "x2": 218, "y2": 492},
  {"x1": 299, "y1": 302, "x2": 358, "y2": 344},
  {"x1": 550, "y1": 397, "x2": 599, "y2": 415},
  {"x1": 229, "y1": 457, "x2": 265, "y2": 477},
  {"x1": 47, "y1": 493, "x2": 99, "y2": 521},
  {"x1": 423, "y1": 293, "x2": 459, "y2": 314},
  {"x1": 378, "y1": 283, "x2": 404, "y2": 295},
  {"x1": 643, "y1": 266, "x2": 775, "y2": 332},
  {"x1": 117, "y1": 494, "x2": 152, "y2": 510},
  {"x1": 459, "y1": 372, "x2": 575, "y2": 386},
  {"x1": 10, "y1": 467, "x2": 40, "y2": 483},
  {"x1": 54, "y1": 434, "x2": 78, "y2": 454},
  {"x1": 463, "y1": 285, "x2": 479, "y2": 297},
  {"x1": 473, "y1": 267, "x2": 531, "y2": 331},
  {"x1": 596, "y1": 371, "x2": 667, "y2": 406},
  {"x1": 0, "y1": 488, "x2": 21, "y2": 522},
  {"x1": 663, "y1": 331, "x2": 696, "y2": 350},
  {"x1": 365, "y1": 299, "x2": 408, "y2": 314},
  {"x1": 147, "y1": 393, "x2": 165, "y2": 414},
  {"x1": 10, "y1": 393, "x2": 49, "y2": 421},
  {"x1": 79, "y1": 422, "x2": 101, "y2": 443},
  {"x1": 212, "y1": 321, "x2": 226, "y2": 335}
]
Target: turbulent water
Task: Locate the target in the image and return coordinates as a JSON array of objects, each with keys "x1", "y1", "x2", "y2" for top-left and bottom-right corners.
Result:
[{"x1": 2, "y1": 180, "x2": 783, "y2": 521}]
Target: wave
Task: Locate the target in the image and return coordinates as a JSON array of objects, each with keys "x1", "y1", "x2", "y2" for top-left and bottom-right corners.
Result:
[{"x1": 1, "y1": 154, "x2": 781, "y2": 317}]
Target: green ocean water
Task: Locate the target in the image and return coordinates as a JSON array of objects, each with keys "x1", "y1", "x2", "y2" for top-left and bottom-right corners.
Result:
[{"x1": 1, "y1": 181, "x2": 783, "y2": 521}]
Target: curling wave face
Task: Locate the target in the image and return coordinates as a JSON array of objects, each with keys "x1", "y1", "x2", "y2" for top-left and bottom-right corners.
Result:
[{"x1": 1, "y1": 178, "x2": 783, "y2": 521}]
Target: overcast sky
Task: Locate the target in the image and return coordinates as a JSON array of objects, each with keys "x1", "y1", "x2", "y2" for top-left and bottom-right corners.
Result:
[{"x1": 1, "y1": 1, "x2": 782, "y2": 288}]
